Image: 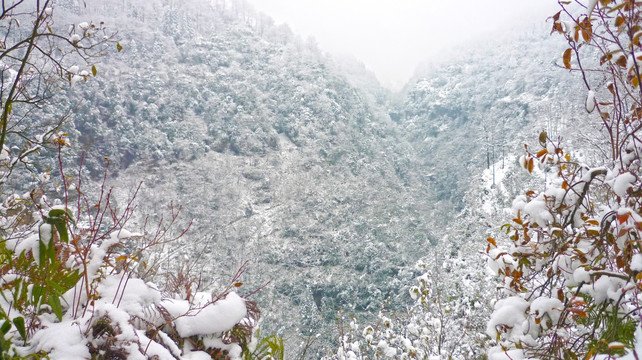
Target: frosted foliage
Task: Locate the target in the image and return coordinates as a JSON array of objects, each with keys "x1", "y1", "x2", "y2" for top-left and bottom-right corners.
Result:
[{"x1": 173, "y1": 292, "x2": 247, "y2": 337}]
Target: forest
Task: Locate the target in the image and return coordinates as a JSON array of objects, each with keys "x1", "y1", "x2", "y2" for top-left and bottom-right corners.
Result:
[{"x1": 1, "y1": 0, "x2": 641, "y2": 359}]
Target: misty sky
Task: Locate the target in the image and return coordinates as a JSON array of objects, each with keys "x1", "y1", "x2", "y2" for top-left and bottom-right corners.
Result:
[{"x1": 245, "y1": 0, "x2": 559, "y2": 90}]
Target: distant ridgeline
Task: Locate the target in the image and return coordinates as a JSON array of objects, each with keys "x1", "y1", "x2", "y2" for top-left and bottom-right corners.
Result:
[{"x1": 52, "y1": 0, "x2": 584, "y2": 356}]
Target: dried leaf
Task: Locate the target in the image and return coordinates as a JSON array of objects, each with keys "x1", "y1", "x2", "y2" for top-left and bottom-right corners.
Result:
[
  {"x1": 600, "y1": 52, "x2": 613, "y2": 65},
  {"x1": 539, "y1": 131, "x2": 547, "y2": 146},
  {"x1": 615, "y1": 15, "x2": 625, "y2": 27},
  {"x1": 487, "y1": 237, "x2": 497, "y2": 247},
  {"x1": 616, "y1": 255, "x2": 626, "y2": 268},
  {"x1": 607, "y1": 82, "x2": 615, "y2": 95},
  {"x1": 581, "y1": 18, "x2": 593, "y2": 41},
  {"x1": 563, "y1": 48, "x2": 573, "y2": 69},
  {"x1": 618, "y1": 212, "x2": 631, "y2": 224}
]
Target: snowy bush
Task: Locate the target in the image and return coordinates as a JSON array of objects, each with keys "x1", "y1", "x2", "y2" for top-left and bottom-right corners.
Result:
[
  {"x1": 487, "y1": 0, "x2": 642, "y2": 358},
  {"x1": 0, "y1": 149, "x2": 276, "y2": 359}
]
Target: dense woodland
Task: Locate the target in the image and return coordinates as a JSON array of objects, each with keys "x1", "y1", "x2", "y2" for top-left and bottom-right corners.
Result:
[{"x1": 1, "y1": 0, "x2": 642, "y2": 359}]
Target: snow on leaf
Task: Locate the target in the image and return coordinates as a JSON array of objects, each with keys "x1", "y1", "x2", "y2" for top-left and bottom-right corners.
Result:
[{"x1": 586, "y1": 90, "x2": 596, "y2": 113}]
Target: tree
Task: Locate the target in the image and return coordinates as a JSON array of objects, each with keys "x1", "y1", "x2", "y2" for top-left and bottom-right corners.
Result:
[
  {"x1": 486, "y1": 0, "x2": 642, "y2": 358},
  {"x1": 0, "y1": 0, "x2": 115, "y2": 185}
]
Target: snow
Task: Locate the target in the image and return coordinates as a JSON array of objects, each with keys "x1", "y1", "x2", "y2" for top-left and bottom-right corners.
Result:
[
  {"x1": 487, "y1": 346, "x2": 525, "y2": 360},
  {"x1": 134, "y1": 330, "x2": 176, "y2": 360},
  {"x1": 173, "y1": 292, "x2": 247, "y2": 337},
  {"x1": 39, "y1": 223, "x2": 52, "y2": 247},
  {"x1": 530, "y1": 297, "x2": 563, "y2": 326},
  {"x1": 612, "y1": 172, "x2": 636, "y2": 197},
  {"x1": 573, "y1": 267, "x2": 591, "y2": 283},
  {"x1": 377, "y1": 340, "x2": 397, "y2": 358},
  {"x1": 182, "y1": 350, "x2": 214, "y2": 360},
  {"x1": 632, "y1": 254, "x2": 642, "y2": 272},
  {"x1": 587, "y1": 0, "x2": 599, "y2": 16},
  {"x1": 486, "y1": 296, "x2": 529, "y2": 340},
  {"x1": 585, "y1": 275, "x2": 625, "y2": 303},
  {"x1": 28, "y1": 321, "x2": 89, "y2": 359},
  {"x1": 96, "y1": 275, "x2": 161, "y2": 317},
  {"x1": 522, "y1": 194, "x2": 554, "y2": 225},
  {"x1": 10, "y1": 233, "x2": 39, "y2": 256},
  {"x1": 586, "y1": 90, "x2": 596, "y2": 113}
]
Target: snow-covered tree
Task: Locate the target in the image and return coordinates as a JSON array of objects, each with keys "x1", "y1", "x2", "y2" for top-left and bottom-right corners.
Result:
[{"x1": 487, "y1": 1, "x2": 642, "y2": 358}]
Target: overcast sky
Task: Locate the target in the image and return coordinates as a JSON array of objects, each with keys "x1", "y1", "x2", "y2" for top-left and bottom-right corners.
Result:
[{"x1": 245, "y1": 0, "x2": 559, "y2": 90}]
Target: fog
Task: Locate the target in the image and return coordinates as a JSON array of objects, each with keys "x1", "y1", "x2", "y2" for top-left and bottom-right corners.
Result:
[{"x1": 245, "y1": 0, "x2": 559, "y2": 90}]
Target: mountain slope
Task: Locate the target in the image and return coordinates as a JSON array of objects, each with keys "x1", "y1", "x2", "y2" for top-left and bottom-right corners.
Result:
[{"x1": 53, "y1": 0, "x2": 434, "y2": 355}]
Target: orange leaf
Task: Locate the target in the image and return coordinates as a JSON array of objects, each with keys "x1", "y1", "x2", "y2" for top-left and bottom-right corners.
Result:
[
  {"x1": 234, "y1": 282, "x2": 243, "y2": 287},
  {"x1": 487, "y1": 237, "x2": 497, "y2": 247},
  {"x1": 563, "y1": 48, "x2": 572, "y2": 69},
  {"x1": 562, "y1": 181, "x2": 569, "y2": 190},
  {"x1": 115, "y1": 255, "x2": 128, "y2": 262},
  {"x1": 581, "y1": 18, "x2": 593, "y2": 41},
  {"x1": 616, "y1": 15, "x2": 625, "y2": 27},
  {"x1": 618, "y1": 213, "x2": 631, "y2": 224},
  {"x1": 536, "y1": 149, "x2": 548, "y2": 158},
  {"x1": 569, "y1": 297, "x2": 586, "y2": 307},
  {"x1": 528, "y1": 158, "x2": 534, "y2": 173},
  {"x1": 568, "y1": 308, "x2": 587, "y2": 318}
]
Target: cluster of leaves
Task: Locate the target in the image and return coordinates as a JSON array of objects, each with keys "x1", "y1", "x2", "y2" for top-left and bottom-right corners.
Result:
[{"x1": 487, "y1": 0, "x2": 642, "y2": 358}]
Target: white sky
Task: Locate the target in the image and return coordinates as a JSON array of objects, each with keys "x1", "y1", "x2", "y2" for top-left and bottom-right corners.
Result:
[{"x1": 245, "y1": 0, "x2": 559, "y2": 90}]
